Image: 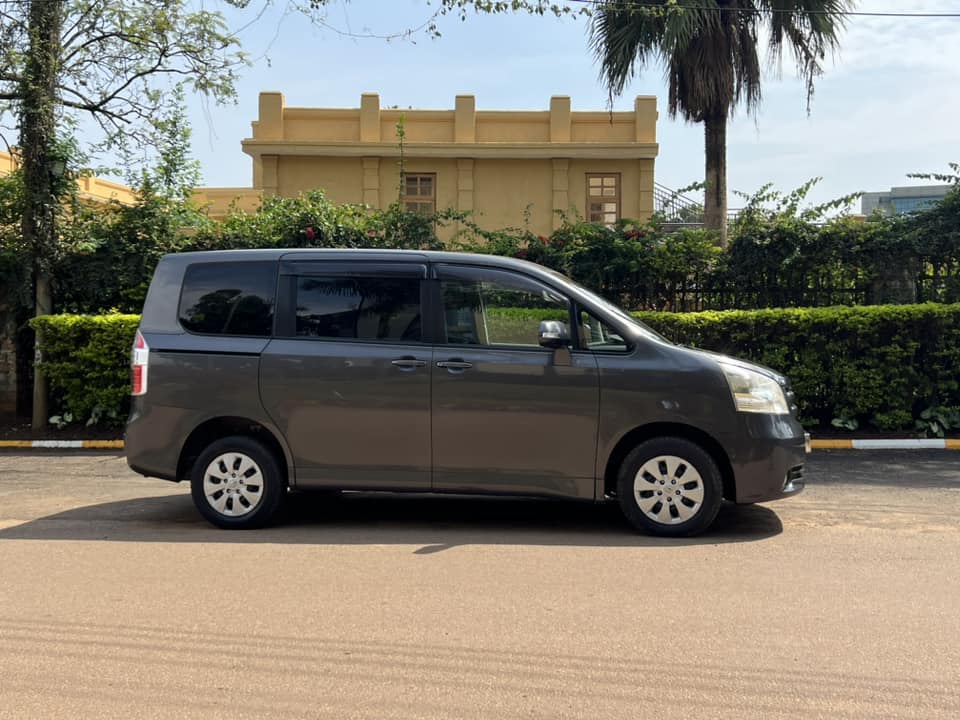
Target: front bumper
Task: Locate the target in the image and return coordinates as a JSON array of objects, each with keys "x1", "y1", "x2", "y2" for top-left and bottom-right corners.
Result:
[{"x1": 728, "y1": 416, "x2": 808, "y2": 504}]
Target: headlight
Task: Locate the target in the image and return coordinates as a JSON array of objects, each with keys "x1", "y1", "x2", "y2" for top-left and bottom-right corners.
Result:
[{"x1": 719, "y1": 361, "x2": 790, "y2": 415}]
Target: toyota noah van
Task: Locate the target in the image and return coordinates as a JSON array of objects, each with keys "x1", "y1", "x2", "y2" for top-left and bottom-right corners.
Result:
[{"x1": 126, "y1": 249, "x2": 807, "y2": 536}]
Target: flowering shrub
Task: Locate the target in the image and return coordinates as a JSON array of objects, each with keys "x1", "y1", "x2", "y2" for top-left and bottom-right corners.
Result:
[
  {"x1": 455, "y1": 214, "x2": 721, "y2": 310},
  {"x1": 19, "y1": 174, "x2": 960, "y2": 315},
  {"x1": 50, "y1": 191, "x2": 457, "y2": 314}
]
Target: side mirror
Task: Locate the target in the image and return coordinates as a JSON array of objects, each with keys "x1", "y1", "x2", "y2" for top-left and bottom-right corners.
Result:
[{"x1": 538, "y1": 320, "x2": 570, "y2": 349}]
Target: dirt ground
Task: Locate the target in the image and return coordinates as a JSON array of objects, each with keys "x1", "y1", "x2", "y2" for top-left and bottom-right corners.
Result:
[{"x1": 0, "y1": 450, "x2": 958, "y2": 719}]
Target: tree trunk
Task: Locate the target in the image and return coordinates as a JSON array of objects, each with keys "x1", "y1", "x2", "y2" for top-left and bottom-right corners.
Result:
[
  {"x1": 31, "y1": 276, "x2": 52, "y2": 429},
  {"x1": 704, "y1": 115, "x2": 728, "y2": 248},
  {"x1": 20, "y1": 0, "x2": 65, "y2": 429},
  {"x1": 868, "y1": 259, "x2": 918, "y2": 305}
]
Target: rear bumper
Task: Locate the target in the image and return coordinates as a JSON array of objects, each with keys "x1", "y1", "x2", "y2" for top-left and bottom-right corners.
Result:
[
  {"x1": 124, "y1": 400, "x2": 183, "y2": 482},
  {"x1": 728, "y1": 416, "x2": 808, "y2": 504}
]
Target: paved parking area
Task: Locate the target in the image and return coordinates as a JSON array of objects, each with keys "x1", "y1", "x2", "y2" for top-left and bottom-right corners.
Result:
[{"x1": 0, "y1": 450, "x2": 958, "y2": 719}]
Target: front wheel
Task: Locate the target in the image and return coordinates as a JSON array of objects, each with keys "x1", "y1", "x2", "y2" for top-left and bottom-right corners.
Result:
[
  {"x1": 190, "y1": 436, "x2": 286, "y2": 529},
  {"x1": 617, "y1": 437, "x2": 723, "y2": 537}
]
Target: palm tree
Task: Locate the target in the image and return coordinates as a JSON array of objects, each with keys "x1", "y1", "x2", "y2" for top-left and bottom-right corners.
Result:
[{"x1": 591, "y1": 0, "x2": 854, "y2": 247}]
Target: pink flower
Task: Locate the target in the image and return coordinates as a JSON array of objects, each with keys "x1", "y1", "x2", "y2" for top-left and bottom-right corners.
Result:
[
  {"x1": 516, "y1": 249, "x2": 528, "y2": 259},
  {"x1": 304, "y1": 226, "x2": 316, "y2": 241}
]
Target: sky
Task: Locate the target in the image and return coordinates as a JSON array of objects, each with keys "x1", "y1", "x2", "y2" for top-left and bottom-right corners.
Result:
[{"x1": 180, "y1": 0, "x2": 960, "y2": 211}]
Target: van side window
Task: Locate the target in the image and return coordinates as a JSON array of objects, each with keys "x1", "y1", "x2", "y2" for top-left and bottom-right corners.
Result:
[
  {"x1": 438, "y1": 266, "x2": 570, "y2": 347},
  {"x1": 295, "y1": 276, "x2": 422, "y2": 342},
  {"x1": 178, "y1": 262, "x2": 276, "y2": 336},
  {"x1": 578, "y1": 308, "x2": 630, "y2": 352}
]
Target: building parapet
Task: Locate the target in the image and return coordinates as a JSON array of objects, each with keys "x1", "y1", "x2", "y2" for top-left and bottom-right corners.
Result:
[
  {"x1": 244, "y1": 92, "x2": 659, "y2": 161},
  {"x1": 193, "y1": 187, "x2": 262, "y2": 219}
]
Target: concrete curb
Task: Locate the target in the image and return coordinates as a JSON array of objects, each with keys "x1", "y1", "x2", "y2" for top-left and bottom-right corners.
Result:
[
  {"x1": 0, "y1": 440, "x2": 124, "y2": 449},
  {"x1": 811, "y1": 439, "x2": 960, "y2": 450},
  {"x1": 1, "y1": 439, "x2": 958, "y2": 451}
]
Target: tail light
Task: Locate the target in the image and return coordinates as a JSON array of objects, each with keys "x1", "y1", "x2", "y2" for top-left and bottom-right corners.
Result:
[{"x1": 131, "y1": 330, "x2": 149, "y2": 396}]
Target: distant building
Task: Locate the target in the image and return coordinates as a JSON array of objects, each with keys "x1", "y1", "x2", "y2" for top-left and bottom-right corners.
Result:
[
  {"x1": 195, "y1": 92, "x2": 660, "y2": 238},
  {"x1": 861, "y1": 184, "x2": 951, "y2": 215},
  {"x1": 0, "y1": 150, "x2": 137, "y2": 206}
]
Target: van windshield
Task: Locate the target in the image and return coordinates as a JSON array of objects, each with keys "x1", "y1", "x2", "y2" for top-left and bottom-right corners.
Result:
[{"x1": 539, "y1": 267, "x2": 672, "y2": 345}]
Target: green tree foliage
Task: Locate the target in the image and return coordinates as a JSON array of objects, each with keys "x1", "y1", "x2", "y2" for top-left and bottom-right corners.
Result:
[
  {"x1": 7, "y1": 171, "x2": 960, "y2": 316},
  {"x1": 0, "y1": 0, "x2": 244, "y2": 152},
  {"x1": 589, "y1": 0, "x2": 855, "y2": 245},
  {"x1": 192, "y1": 193, "x2": 454, "y2": 255},
  {"x1": 456, "y1": 212, "x2": 723, "y2": 311},
  {"x1": 0, "y1": 138, "x2": 87, "y2": 309},
  {"x1": 905, "y1": 164, "x2": 960, "y2": 302},
  {"x1": 1, "y1": 0, "x2": 246, "y2": 424},
  {"x1": 717, "y1": 176, "x2": 960, "y2": 307},
  {"x1": 52, "y1": 94, "x2": 213, "y2": 313},
  {"x1": 44, "y1": 189, "x2": 460, "y2": 314},
  {"x1": 0, "y1": 169, "x2": 26, "y2": 304}
]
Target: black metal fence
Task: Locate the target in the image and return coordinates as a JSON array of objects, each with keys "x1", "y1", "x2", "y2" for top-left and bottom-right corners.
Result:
[{"x1": 609, "y1": 259, "x2": 960, "y2": 313}]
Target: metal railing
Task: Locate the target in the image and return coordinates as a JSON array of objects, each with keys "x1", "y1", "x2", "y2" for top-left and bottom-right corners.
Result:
[
  {"x1": 653, "y1": 183, "x2": 743, "y2": 226},
  {"x1": 654, "y1": 182, "x2": 703, "y2": 223}
]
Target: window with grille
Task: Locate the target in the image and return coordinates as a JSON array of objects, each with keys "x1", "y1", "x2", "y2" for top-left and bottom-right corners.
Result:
[
  {"x1": 294, "y1": 276, "x2": 422, "y2": 342},
  {"x1": 587, "y1": 174, "x2": 620, "y2": 226},
  {"x1": 401, "y1": 173, "x2": 436, "y2": 215}
]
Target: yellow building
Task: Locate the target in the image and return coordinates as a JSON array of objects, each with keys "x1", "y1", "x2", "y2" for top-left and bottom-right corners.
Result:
[
  {"x1": 197, "y1": 92, "x2": 659, "y2": 237},
  {"x1": 0, "y1": 150, "x2": 137, "y2": 206},
  {"x1": 0, "y1": 150, "x2": 13, "y2": 176}
]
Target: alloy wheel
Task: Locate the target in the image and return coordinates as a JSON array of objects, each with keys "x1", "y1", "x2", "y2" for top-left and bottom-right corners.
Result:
[
  {"x1": 633, "y1": 454, "x2": 705, "y2": 525},
  {"x1": 202, "y1": 452, "x2": 265, "y2": 518}
]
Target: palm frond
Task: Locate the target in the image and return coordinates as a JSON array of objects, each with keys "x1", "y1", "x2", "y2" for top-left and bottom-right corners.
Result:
[
  {"x1": 590, "y1": 0, "x2": 855, "y2": 118},
  {"x1": 763, "y1": 0, "x2": 855, "y2": 111},
  {"x1": 589, "y1": 0, "x2": 669, "y2": 107}
]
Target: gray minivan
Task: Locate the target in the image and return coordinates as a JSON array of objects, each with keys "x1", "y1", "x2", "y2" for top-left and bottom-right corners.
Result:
[{"x1": 126, "y1": 249, "x2": 807, "y2": 536}]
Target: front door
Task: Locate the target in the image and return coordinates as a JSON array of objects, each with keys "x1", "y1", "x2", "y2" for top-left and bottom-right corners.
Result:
[
  {"x1": 260, "y1": 262, "x2": 431, "y2": 490},
  {"x1": 430, "y1": 264, "x2": 600, "y2": 499}
]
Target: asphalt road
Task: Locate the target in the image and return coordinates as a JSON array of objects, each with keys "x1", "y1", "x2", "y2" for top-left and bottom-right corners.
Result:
[{"x1": 0, "y1": 450, "x2": 958, "y2": 719}]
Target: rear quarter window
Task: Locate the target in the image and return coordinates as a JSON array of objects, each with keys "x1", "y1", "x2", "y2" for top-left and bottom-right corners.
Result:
[
  {"x1": 178, "y1": 261, "x2": 276, "y2": 336},
  {"x1": 294, "y1": 276, "x2": 422, "y2": 342}
]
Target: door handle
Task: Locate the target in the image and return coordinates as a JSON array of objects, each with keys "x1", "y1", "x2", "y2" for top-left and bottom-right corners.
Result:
[
  {"x1": 436, "y1": 360, "x2": 473, "y2": 370},
  {"x1": 391, "y1": 357, "x2": 427, "y2": 369}
]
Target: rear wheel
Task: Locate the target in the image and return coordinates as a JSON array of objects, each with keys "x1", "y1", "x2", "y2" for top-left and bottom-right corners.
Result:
[
  {"x1": 617, "y1": 437, "x2": 723, "y2": 537},
  {"x1": 190, "y1": 435, "x2": 286, "y2": 529}
]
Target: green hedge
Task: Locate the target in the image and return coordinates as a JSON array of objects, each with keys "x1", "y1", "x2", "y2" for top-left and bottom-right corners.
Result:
[
  {"x1": 636, "y1": 304, "x2": 960, "y2": 430},
  {"x1": 31, "y1": 304, "x2": 960, "y2": 432},
  {"x1": 30, "y1": 314, "x2": 139, "y2": 426}
]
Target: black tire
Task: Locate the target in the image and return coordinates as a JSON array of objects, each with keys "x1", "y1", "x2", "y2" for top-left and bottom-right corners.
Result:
[
  {"x1": 617, "y1": 437, "x2": 723, "y2": 537},
  {"x1": 190, "y1": 435, "x2": 286, "y2": 529}
]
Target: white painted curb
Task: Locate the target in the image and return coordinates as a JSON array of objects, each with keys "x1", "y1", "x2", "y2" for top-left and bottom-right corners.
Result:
[
  {"x1": 1, "y1": 439, "x2": 957, "y2": 451},
  {"x1": 0, "y1": 440, "x2": 123, "y2": 449},
  {"x1": 852, "y1": 439, "x2": 951, "y2": 449},
  {"x1": 812, "y1": 438, "x2": 960, "y2": 450}
]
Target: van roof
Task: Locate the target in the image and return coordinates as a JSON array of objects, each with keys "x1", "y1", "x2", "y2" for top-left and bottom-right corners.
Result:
[
  {"x1": 162, "y1": 247, "x2": 537, "y2": 270},
  {"x1": 143, "y1": 248, "x2": 583, "y2": 334}
]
